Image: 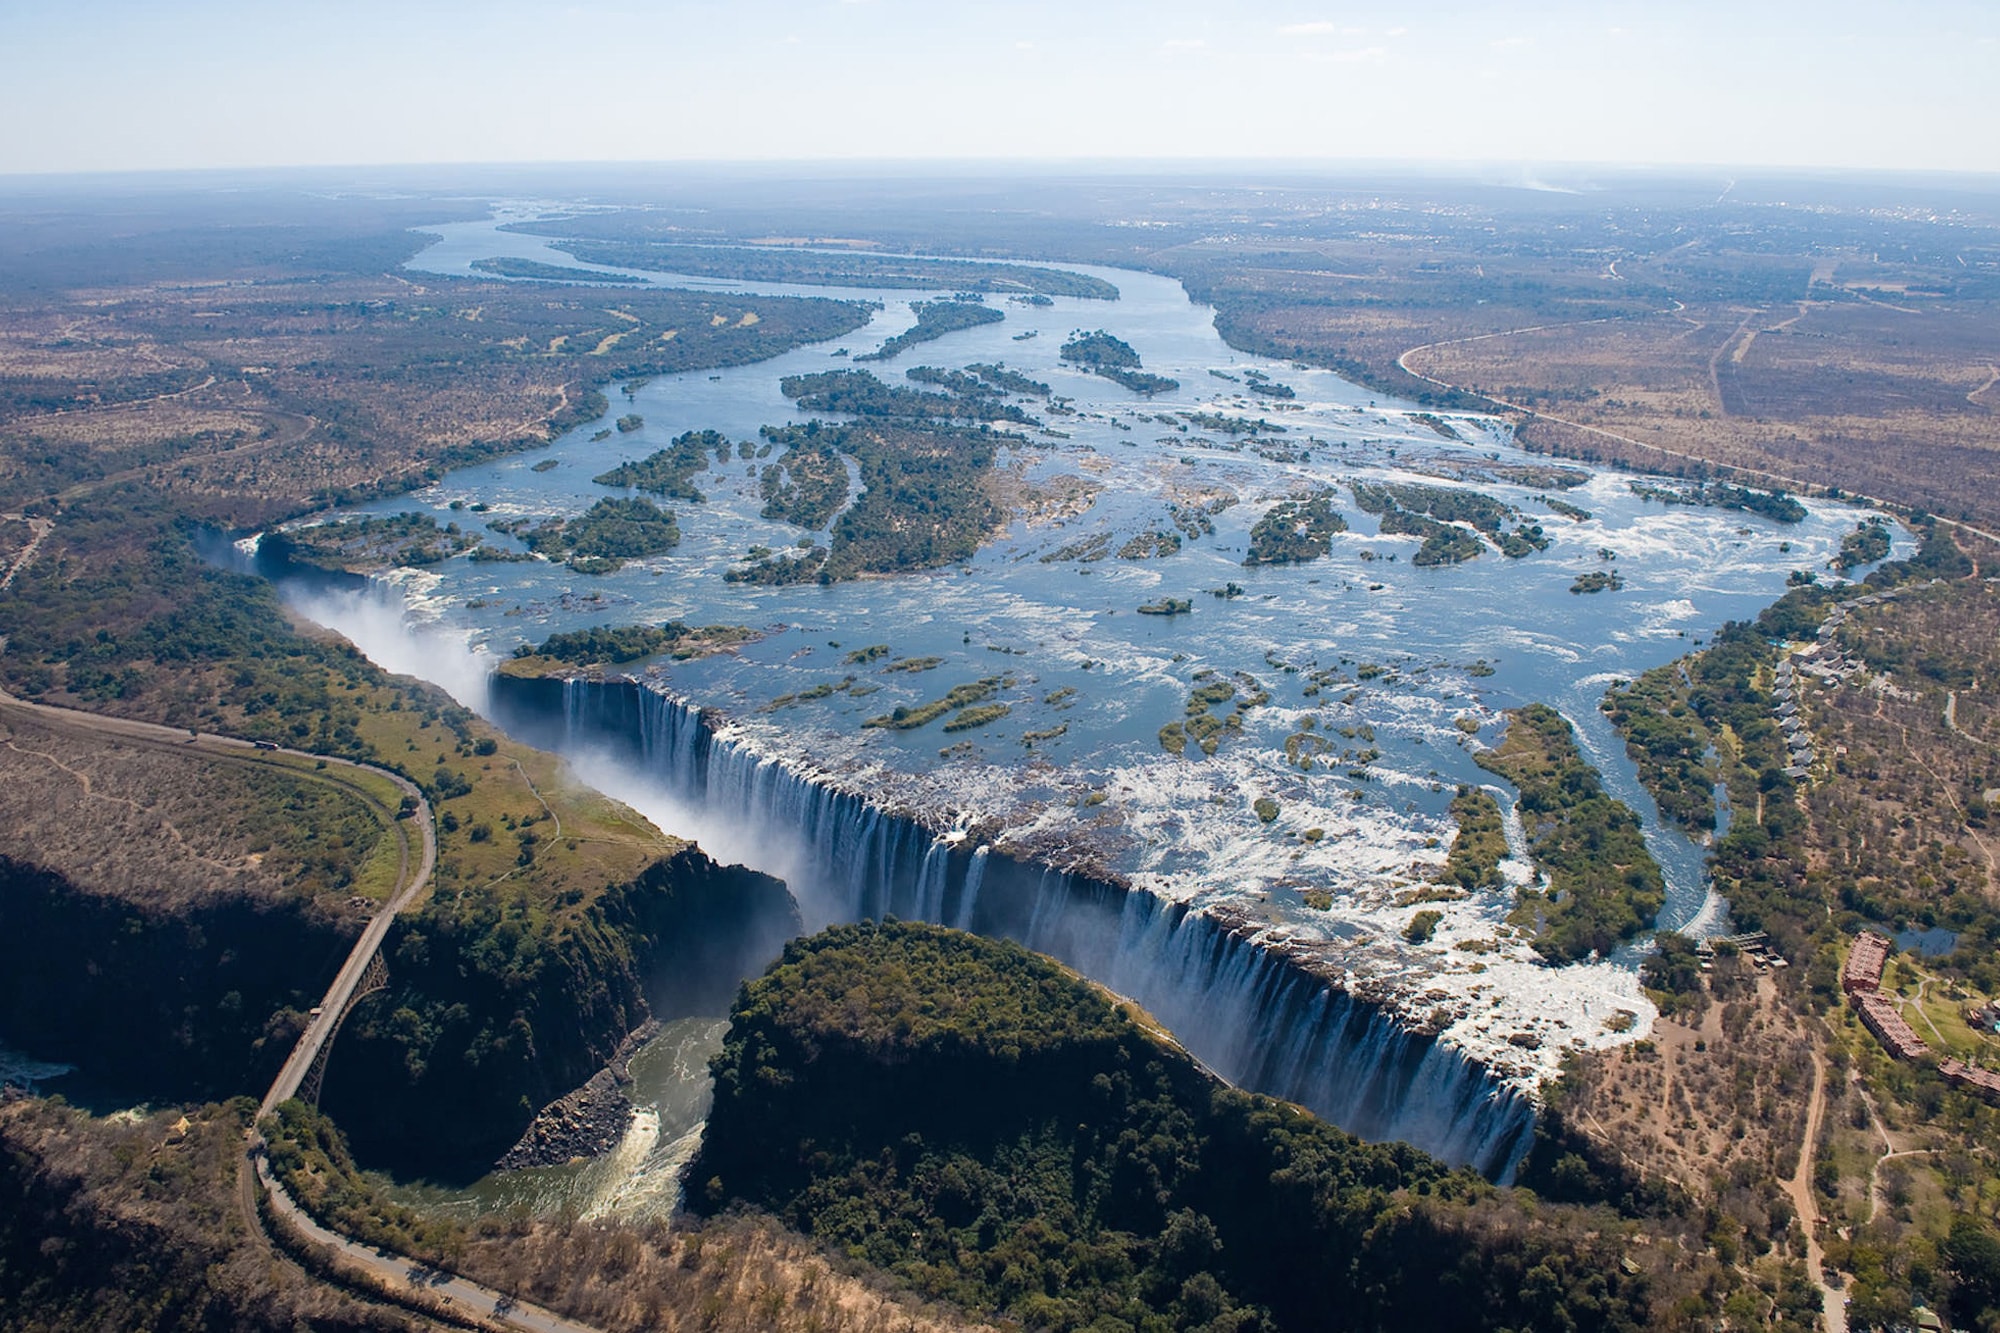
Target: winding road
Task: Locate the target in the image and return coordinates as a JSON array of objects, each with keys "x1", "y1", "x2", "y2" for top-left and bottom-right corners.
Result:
[
  {"x1": 0, "y1": 686, "x2": 603, "y2": 1333},
  {"x1": 1396, "y1": 325, "x2": 2000, "y2": 554},
  {"x1": 256, "y1": 1156, "x2": 597, "y2": 1333}
]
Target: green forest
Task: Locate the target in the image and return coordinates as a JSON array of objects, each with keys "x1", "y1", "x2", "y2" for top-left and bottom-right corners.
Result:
[
  {"x1": 1475, "y1": 705, "x2": 1665, "y2": 963},
  {"x1": 779, "y1": 368, "x2": 1031, "y2": 425},
  {"x1": 1060, "y1": 331, "x2": 1180, "y2": 395},
  {"x1": 1243, "y1": 489, "x2": 1347, "y2": 565},
  {"x1": 591, "y1": 428, "x2": 725, "y2": 502},
  {"x1": 691, "y1": 920, "x2": 1731, "y2": 1332},
  {"x1": 509, "y1": 496, "x2": 681, "y2": 573},
  {"x1": 856, "y1": 299, "x2": 1005, "y2": 362},
  {"x1": 536, "y1": 237, "x2": 1121, "y2": 298}
]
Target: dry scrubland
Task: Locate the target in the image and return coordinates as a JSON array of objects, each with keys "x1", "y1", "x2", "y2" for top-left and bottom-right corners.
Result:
[
  {"x1": 0, "y1": 1097, "x2": 987, "y2": 1333},
  {"x1": 450, "y1": 1214, "x2": 994, "y2": 1333},
  {"x1": 0, "y1": 272, "x2": 857, "y2": 518},
  {"x1": 1813, "y1": 578, "x2": 2000, "y2": 905},
  {"x1": 0, "y1": 212, "x2": 865, "y2": 521},
  {"x1": 0, "y1": 702, "x2": 405, "y2": 911},
  {"x1": 1414, "y1": 297, "x2": 2000, "y2": 530},
  {"x1": 0, "y1": 1099, "x2": 422, "y2": 1333},
  {"x1": 1159, "y1": 204, "x2": 2000, "y2": 531},
  {"x1": 1553, "y1": 965, "x2": 1816, "y2": 1207}
]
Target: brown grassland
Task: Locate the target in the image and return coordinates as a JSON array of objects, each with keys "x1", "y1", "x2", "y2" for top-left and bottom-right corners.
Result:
[
  {"x1": 1158, "y1": 205, "x2": 2000, "y2": 532},
  {"x1": 0, "y1": 1096, "x2": 988, "y2": 1333}
]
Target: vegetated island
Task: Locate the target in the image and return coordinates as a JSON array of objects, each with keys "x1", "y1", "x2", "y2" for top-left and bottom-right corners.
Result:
[
  {"x1": 1629, "y1": 480, "x2": 1807, "y2": 524},
  {"x1": 965, "y1": 361, "x2": 1052, "y2": 396},
  {"x1": 713, "y1": 368, "x2": 1042, "y2": 583},
  {"x1": 855, "y1": 297, "x2": 1005, "y2": 362},
  {"x1": 1060, "y1": 330, "x2": 1179, "y2": 395},
  {"x1": 264, "y1": 512, "x2": 481, "y2": 572},
  {"x1": 490, "y1": 496, "x2": 680, "y2": 573},
  {"x1": 1242, "y1": 367, "x2": 1296, "y2": 398},
  {"x1": 775, "y1": 368, "x2": 1032, "y2": 425},
  {"x1": 469, "y1": 256, "x2": 645, "y2": 284},
  {"x1": 1158, "y1": 670, "x2": 1269, "y2": 757},
  {"x1": 1350, "y1": 481, "x2": 1548, "y2": 565},
  {"x1": 1433, "y1": 785, "x2": 1509, "y2": 892},
  {"x1": 501, "y1": 620, "x2": 759, "y2": 677},
  {"x1": 730, "y1": 423, "x2": 999, "y2": 585},
  {"x1": 903, "y1": 366, "x2": 992, "y2": 397},
  {"x1": 1181, "y1": 410, "x2": 1285, "y2": 435},
  {"x1": 686, "y1": 919, "x2": 1723, "y2": 1333},
  {"x1": 592, "y1": 427, "x2": 728, "y2": 502},
  {"x1": 528, "y1": 236, "x2": 1121, "y2": 299},
  {"x1": 905, "y1": 362, "x2": 1057, "y2": 403},
  {"x1": 1570, "y1": 569, "x2": 1625, "y2": 594},
  {"x1": 1243, "y1": 488, "x2": 1347, "y2": 566},
  {"x1": 1834, "y1": 515, "x2": 1893, "y2": 570},
  {"x1": 862, "y1": 678, "x2": 1008, "y2": 732},
  {"x1": 757, "y1": 422, "x2": 852, "y2": 529},
  {"x1": 1475, "y1": 704, "x2": 1665, "y2": 963}
]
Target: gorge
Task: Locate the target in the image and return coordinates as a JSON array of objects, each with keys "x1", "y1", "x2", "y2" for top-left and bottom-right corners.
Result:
[{"x1": 241, "y1": 207, "x2": 1903, "y2": 1193}]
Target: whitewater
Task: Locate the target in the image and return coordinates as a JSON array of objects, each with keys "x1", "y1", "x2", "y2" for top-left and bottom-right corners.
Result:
[{"x1": 256, "y1": 206, "x2": 1904, "y2": 1190}]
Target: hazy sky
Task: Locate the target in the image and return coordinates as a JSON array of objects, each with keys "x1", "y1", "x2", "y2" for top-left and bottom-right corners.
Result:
[{"x1": 5, "y1": 0, "x2": 1997, "y2": 175}]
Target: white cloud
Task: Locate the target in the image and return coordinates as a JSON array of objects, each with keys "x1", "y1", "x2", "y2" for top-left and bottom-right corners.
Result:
[
  {"x1": 1162, "y1": 37, "x2": 1207, "y2": 50},
  {"x1": 1015, "y1": 39, "x2": 1035, "y2": 50},
  {"x1": 1490, "y1": 35, "x2": 1531, "y2": 49},
  {"x1": 1280, "y1": 20, "x2": 1337, "y2": 35},
  {"x1": 1305, "y1": 45, "x2": 1388, "y2": 65},
  {"x1": 1386, "y1": 25, "x2": 1408, "y2": 37}
]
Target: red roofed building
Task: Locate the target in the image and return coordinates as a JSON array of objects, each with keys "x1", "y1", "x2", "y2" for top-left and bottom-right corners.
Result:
[
  {"x1": 1942, "y1": 1059, "x2": 2000, "y2": 1102},
  {"x1": 1853, "y1": 992, "x2": 1929, "y2": 1062},
  {"x1": 1843, "y1": 932, "x2": 1891, "y2": 996}
]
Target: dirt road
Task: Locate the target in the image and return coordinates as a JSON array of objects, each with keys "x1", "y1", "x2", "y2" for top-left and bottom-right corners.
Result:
[{"x1": 1781, "y1": 1050, "x2": 1847, "y2": 1333}]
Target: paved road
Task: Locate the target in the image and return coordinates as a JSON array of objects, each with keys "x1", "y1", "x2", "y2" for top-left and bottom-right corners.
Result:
[
  {"x1": 257, "y1": 1159, "x2": 598, "y2": 1333},
  {"x1": 257, "y1": 771, "x2": 434, "y2": 1117},
  {"x1": 0, "y1": 689, "x2": 607, "y2": 1332}
]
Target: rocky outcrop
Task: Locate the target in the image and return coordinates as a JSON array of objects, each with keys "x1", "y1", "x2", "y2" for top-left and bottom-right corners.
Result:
[
  {"x1": 496, "y1": 1020, "x2": 656, "y2": 1170},
  {"x1": 324, "y1": 846, "x2": 798, "y2": 1180}
]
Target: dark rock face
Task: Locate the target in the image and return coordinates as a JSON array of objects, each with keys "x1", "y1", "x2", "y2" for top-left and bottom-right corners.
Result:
[
  {"x1": 495, "y1": 1020, "x2": 656, "y2": 1170},
  {"x1": 323, "y1": 847, "x2": 799, "y2": 1181},
  {"x1": 0, "y1": 855, "x2": 355, "y2": 1104},
  {"x1": 0, "y1": 842, "x2": 797, "y2": 1186}
]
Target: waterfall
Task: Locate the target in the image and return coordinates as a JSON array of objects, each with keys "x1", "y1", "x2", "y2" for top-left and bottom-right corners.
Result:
[
  {"x1": 491, "y1": 672, "x2": 1538, "y2": 1178},
  {"x1": 953, "y1": 846, "x2": 988, "y2": 931}
]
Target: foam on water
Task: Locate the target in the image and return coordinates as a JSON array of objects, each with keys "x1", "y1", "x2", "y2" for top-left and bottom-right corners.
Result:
[{"x1": 266, "y1": 209, "x2": 1916, "y2": 1179}]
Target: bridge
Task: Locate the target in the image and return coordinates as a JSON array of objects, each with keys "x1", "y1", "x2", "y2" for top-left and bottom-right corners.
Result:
[{"x1": 0, "y1": 686, "x2": 598, "y2": 1331}]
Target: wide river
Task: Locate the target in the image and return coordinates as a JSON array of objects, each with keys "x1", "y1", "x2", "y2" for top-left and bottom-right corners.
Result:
[{"x1": 272, "y1": 207, "x2": 1898, "y2": 1209}]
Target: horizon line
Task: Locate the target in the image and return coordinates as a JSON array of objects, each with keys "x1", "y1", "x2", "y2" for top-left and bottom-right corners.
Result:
[{"x1": 6, "y1": 155, "x2": 2000, "y2": 191}]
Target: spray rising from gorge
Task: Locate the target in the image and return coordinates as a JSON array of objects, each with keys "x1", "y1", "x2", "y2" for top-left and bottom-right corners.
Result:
[{"x1": 240, "y1": 215, "x2": 1909, "y2": 1182}]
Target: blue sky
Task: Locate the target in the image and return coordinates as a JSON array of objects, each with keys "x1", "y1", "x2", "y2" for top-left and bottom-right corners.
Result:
[{"x1": 4, "y1": 0, "x2": 1996, "y2": 174}]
